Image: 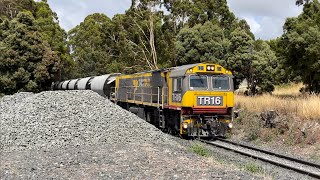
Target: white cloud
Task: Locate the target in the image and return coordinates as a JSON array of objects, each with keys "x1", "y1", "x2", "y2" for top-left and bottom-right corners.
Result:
[
  {"x1": 257, "y1": 16, "x2": 284, "y2": 40},
  {"x1": 242, "y1": 16, "x2": 261, "y2": 34},
  {"x1": 227, "y1": 0, "x2": 303, "y2": 39},
  {"x1": 47, "y1": 0, "x2": 303, "y2": 39},
  {"x1": 47, "y1": 0, "x2": 131, "y2": 31}
]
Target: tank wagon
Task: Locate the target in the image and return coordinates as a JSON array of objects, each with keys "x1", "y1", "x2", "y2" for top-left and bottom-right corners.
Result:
[
  {"x1": 54, "y1": 74, "x2": 119, "y2": 98},
  {"x1": 55, "y1": 63, "x2": 234, "y2": 137}
]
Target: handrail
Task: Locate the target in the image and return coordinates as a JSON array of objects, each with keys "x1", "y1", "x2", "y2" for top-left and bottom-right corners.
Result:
[
  {"x1": 110, "y1": 86, "x2": 169, "y2": 108},
  {"x1": 157, "y1": 87, "x2": 160, "y2": 108}
]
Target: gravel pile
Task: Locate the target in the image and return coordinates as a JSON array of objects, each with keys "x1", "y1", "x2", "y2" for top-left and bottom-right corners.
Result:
[{"x1": 0, "y1": 91, "x2": 176, "y2": 152}]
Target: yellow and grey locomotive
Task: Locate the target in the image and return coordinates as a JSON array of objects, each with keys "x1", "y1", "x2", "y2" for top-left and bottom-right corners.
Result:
[{"x1": 54, "y1": 63, "x2": 234, "y2": 138}]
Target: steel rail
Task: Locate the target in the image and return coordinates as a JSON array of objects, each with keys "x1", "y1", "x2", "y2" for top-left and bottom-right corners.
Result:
[
  {"x1": 216, "y1": 138, "x2": 320, "y2": 169},
  {"x1": 200, "y1": 139, "x2": 320, "y2": 179}
]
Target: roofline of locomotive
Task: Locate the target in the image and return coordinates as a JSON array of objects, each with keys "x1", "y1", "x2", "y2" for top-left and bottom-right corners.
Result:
[{"x1": 120, "y1": 62, "x2": 232, "y2": 76}]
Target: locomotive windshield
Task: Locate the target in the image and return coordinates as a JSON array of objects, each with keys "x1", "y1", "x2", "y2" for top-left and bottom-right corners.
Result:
[
  {"x1": 212, "y1": 77, "x2": 230, "y2": 90},
  {"x1": 189, "y1": 75, "x2": 208, "y2": 89},
  {"x1": 189, "y1": 75, "x2": 231, "y2": 90}
]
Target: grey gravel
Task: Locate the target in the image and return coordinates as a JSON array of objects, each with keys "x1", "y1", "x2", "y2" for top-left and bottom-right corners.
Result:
[
  {"x1": 0, "y1": 91, "x2": 176, "y2": 152},
  {"x1": 0, "y1": 91, "x2": 260, "y2": 179},
  {"x1": 0, "y1": 143, "x2": 259, "y2": 180}
]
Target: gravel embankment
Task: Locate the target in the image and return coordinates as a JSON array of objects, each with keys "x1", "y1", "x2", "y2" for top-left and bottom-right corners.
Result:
[{"x1": 0, "y1": 91, "x2": 259, "y2": 179}]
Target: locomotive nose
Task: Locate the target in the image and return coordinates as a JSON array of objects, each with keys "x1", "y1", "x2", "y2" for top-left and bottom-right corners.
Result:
[{"x1": 192, "y1": 93, "x2": 228, "y2": 114}]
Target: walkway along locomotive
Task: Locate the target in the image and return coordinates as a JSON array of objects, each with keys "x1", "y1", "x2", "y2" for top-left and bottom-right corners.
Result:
[{"x1": 53, "y1": 63, "x2": 234, "y2": 137}]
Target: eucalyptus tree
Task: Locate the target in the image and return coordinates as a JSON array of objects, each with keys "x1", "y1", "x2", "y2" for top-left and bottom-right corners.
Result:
[{"x1": 110, "y1": 2, "x2": 174, "y2": 72}]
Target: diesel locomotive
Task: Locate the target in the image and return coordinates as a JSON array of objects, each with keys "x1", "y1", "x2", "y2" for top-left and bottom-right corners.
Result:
[{"x1": 53, "y1": 63, "x2": 234, "y2": 137}]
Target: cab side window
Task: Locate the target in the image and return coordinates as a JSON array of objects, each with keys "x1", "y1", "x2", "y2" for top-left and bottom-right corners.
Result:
[{"x1": 173, "y1": 78, "x2": 182, "y2": 92}]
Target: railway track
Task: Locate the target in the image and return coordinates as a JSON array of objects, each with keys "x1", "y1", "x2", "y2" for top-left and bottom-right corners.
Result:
[{"x1": 200, "y1": 138, "x2": 320, "y2": 179}]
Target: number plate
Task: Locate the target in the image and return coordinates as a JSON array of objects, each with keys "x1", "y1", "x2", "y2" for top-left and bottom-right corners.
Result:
[
  {"x1": 197, "y1": 96, "x2": 223, "y2": 106},
  {"x1": 172, "y1": 93, "x2": 182, "y2": 102}
]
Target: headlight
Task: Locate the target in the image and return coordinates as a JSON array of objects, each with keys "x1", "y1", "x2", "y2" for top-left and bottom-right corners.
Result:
[
  {"x1": 206, "y1": 65, "x2": 215, "y2": 71},
  {"x1": 228, "y1": 123, "x2": 233, "y2": 129},
  {"x1": 183, "y1": 123, "x2": 188, "y2": 129}
]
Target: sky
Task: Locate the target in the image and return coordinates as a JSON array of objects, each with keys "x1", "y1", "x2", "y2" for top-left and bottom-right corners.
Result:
[
  {"x1": 47, "y1": 0, "x2": 303, "y2": 40},
  {"x1": 227, "y1": 0, "x2": 303, "y2": 39}
]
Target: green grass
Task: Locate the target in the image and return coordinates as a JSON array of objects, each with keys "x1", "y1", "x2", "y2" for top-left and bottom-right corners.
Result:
[
  {"x1": 243, "y1": 162, "x2": 263, "y2": 174},
  {"x1": 188, "y1": 143, "x2": 210, "y2": 157},
  {"x1": 310, "y1": 153, "x2": 320, "y2": 161},
  {"x1": 310, "y1": 145, "x2": 320, "y2": 161}
]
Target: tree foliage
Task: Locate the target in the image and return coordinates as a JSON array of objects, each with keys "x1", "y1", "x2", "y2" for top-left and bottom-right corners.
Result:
[
  {"x1": 251, "y1": 40, "x2": 277, "y2": 93},
  {"x1": 68, "y1": 13, "x2": 114, "y2": 77},
  {"x1": 0, "y1": 11, "x2": 61, "y2": 94},
  {"x1": 2, "y1": 0, "x2": 319, "y2": 95},
  {"x1": 33, "y1": 0, "x2": 74, "y2": 80},
  {"x1": 279, "y1": 0, "x2": 320, "y2": 93},
  {"x1": 176, "y1": 21, "x2": 227, "y2": 65},
  {"x1": 227, "y1": 28, "x2": 275, "y2": 93},
  {"x1": 0, "y1": 0, "x2": 72, "y2": 95},
  {"x1": 68, "y1": 2, "x2": 175, "y2": 75},
  {"x1": 65, "y1": 0, "x2": 276, "y2": 94},
  {"x1": 0, "y1": 0, "x2": 37, "y2": 19},
  {"x1": 175, "y1": 22, "x2": 276, "y2": 94},
  {"x1": 112, "y1": 7, "x2": 163, "y2": 71}
]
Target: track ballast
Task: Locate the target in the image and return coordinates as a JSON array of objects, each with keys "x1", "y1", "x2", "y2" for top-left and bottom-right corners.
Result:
[{"x1": 200, "y1": 138, "x2": 320, "y2": 179}]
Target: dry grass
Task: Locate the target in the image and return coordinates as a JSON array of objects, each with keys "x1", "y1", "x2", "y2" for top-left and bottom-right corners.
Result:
[
  {"x1": 235, "y1": 94, "x2": 320, "y2": 121},
  {"x1": 233, "y1": 83, "x2": 320, "y2": 158},
  {"x1": 235, "y1": 83, "x2": 320, "y2": 121},
  {"x1": 272, "y1": 83, "x2": 304, "y2": 96}
]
